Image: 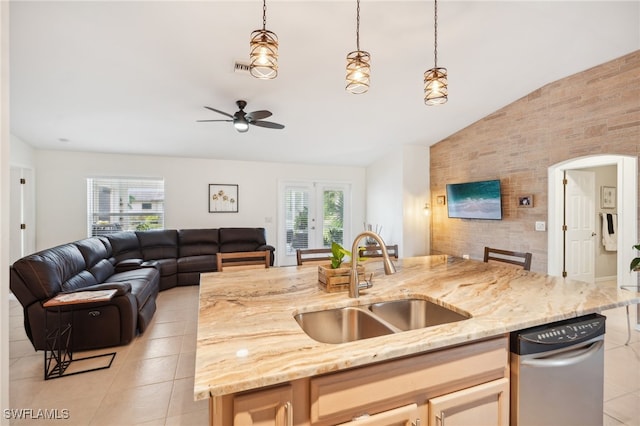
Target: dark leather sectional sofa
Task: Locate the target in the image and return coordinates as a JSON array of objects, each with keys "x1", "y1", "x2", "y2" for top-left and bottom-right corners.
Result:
[{"x1": 10, "y1": 228, "x2": 275, "y2": 352}]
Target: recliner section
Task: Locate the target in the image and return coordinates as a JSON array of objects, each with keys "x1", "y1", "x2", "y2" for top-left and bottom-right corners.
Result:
[{"x1": 10, "y1": 227, "x2": 275, "y2": 352}]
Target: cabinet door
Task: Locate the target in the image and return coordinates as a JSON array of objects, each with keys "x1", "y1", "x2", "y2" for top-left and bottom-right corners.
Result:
[
  {"x1": 233, "y1": 384, "x2": 293, "y2": 426},
  {"x1": 428, "y1": 378, "x2": 509, "y2": 426},
  {"x1": 337, "y1": 403, "x2": 420, "y2": 426}
]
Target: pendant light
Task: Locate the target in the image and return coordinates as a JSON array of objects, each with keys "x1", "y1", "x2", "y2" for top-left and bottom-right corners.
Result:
[
  {"x1": 424, "y1": 0, "x2": 448, "y2": 105},
  {"x1": 250, "y1": 0, "x2": 278, "y2": 80},
  {"x1": 346, "y1": 0, "x2": 370, "y2": 94}
]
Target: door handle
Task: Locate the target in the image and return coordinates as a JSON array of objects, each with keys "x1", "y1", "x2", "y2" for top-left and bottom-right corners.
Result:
[{"x1": 591, "y1": 232, "x2": 597, "y2": 237}]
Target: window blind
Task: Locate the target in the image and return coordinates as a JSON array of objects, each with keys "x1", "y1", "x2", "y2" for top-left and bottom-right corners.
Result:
[{"x1": 87, "y1": 177, "x2": 165, "y2": 237}]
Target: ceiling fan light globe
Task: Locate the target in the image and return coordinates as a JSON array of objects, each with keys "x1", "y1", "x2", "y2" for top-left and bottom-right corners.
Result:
[{"x1": 234, "y1": 120, "x2": 250, "y2": 132}]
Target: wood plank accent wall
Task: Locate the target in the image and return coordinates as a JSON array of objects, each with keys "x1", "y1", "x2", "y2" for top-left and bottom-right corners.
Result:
[{"x1": 430, "y1": 50, "x2": 640, "y2": 272}]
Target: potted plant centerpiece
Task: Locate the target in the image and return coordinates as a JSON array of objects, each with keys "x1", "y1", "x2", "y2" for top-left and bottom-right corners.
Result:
[{"x1": 318, "y1": 242, "x2": 365, "y2": 292}]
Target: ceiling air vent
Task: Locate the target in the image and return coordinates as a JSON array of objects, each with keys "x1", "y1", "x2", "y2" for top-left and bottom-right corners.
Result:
[{"x1": 233, "y1": 61, "x2": 251, "y2": 75}]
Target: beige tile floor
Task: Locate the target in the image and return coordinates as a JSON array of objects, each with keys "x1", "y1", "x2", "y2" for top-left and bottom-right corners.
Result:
[{"x1": 7, "y1": 285, "x2": 640, "y2": 425}]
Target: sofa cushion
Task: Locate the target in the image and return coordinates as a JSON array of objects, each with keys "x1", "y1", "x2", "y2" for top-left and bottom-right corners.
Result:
[
  {"x1": 107, "y1": 232, "x2": 143, "y2": 262},
  {"x1": 74, "y1": 237, "x2": 110, "y2": 268},
  {"x1": 178, "y1": 229, "x2": 219, "y2": 257},
  {"x1": 90, "y1": 259, "x2": 116, "y2": 283},
  {"x1": 11, "y1": 244, "x2": 87, "y2": 299},
  {"x1": 218, "y1": 227, "x2": 267, "y2": 253},
  {"x1": 61, "y1": 270, "x2": 98, "y2": 292},
  {"x1": 109, "y1": 268, "x2": 159, "y2": 309},
  {"x1": 137, "y1": 230, "x2": 178, "y2": 260},
  {"x1": 177, "y1": 255, "x2": 216, "y2": 273}
]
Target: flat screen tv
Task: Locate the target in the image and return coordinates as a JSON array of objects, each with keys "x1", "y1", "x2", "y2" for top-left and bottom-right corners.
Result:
[{"x1": 446, "y1": 179, "x2": 503, "y2": 220}]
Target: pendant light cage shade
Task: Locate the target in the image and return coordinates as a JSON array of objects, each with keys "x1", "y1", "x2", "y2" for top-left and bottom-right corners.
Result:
[
  {"x1": 424, "y1": 67, "x2": 448, "y2": 105},
  {"x1": 250, "y1": 29, "x2": 278, "y2": 80},
  {"x1": 346, "y1": 50, "x2": 371, "y2": 94}
]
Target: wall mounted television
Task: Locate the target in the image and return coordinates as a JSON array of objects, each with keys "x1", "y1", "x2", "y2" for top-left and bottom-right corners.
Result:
[{"x1": 446, "y1": 179, "x2": 503, "y2": 220}]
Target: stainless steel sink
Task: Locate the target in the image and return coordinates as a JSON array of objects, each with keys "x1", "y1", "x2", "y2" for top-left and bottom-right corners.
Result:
[
  {"x1": 295, "y1": 298, "x2": 470, "y2": 344},
  {"x1": 294, "y1": 307, "x2": 395, "y2": 344},
  {"x1": 368, "y1": 299, "x2": 470, "y2": 331}
]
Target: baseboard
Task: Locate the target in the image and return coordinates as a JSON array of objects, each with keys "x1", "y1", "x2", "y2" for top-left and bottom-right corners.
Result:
[{"x1": 595, "y1": 275, "x2": 617, "y2": 283}]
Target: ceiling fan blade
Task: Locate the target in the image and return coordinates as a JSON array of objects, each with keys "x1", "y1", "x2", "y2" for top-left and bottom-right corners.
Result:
[
  {"x1": 196, "y1": 119, "x2": 233, "y2": 122},
  {"x1": 251, "y1": 120, "x2": 285, "y2": 130},
  {"x1": 246, "y1": 110, "x2": 272, "y2": 121},
  {"x1": 204, "y1": 106, "x2": 234, "y2": 119}
]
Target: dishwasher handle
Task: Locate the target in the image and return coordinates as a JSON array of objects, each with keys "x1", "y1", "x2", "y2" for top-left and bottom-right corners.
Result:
[{"x1": 521, "y1": 340, "x2": 603, "y2": 368}]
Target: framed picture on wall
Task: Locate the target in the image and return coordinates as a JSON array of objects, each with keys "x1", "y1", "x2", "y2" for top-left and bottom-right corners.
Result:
[
  {"x1": 209, "y1": 184, "x2": 238, "y2": 213},
  {"x1": 601, "y1": 186, "x2": 616, "y2": 209},
  {"x1": 518, "y1": 194, "x2": 533, "y2": 208}
]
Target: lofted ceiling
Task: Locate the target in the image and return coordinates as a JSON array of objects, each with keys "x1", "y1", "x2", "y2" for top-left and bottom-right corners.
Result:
[{"x1": 9, "y1": 1, "x2": 640, "y2": 167}]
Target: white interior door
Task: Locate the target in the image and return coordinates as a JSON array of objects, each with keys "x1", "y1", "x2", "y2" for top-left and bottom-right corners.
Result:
[{"x1": 565, "y1": 170, "x2": 596, "y2": 283}]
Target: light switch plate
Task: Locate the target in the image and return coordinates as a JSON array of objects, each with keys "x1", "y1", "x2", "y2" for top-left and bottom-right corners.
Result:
[{"x1": 535, "y1": 221, "x2": 546, "y2": 231}]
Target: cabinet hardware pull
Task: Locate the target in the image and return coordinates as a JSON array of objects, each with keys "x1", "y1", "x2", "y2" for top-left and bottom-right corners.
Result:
[
  {"x1": 284, "y1": 401, "x2": 293, "y2": 426},
  {"x1": 412, "y1": 418, "x2": 421, "y2": 426},
  {"x1": 437, "y1": 411, "x2": 446, "y2": 426}
]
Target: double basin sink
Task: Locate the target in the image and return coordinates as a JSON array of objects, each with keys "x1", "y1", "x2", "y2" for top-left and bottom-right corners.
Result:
[{"x1": 294, "y1": 298, "x2": 470, "y2": 344}]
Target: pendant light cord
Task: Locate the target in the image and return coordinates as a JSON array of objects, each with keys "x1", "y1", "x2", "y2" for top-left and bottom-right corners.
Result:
[
  {"x1": 262, "y1": 0, "x2": 267, "y2": 31},
  {"x1": 433, "y1": 0, "x2": 439, "y2": 67},
  {"x1": 356, "y1": 0, "x2": 361, "y2": 51}
]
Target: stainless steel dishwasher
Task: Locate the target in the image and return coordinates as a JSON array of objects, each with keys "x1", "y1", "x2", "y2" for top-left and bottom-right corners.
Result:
[{"x1": 510, "y1": 313, "x2": 606, "y2": 426}]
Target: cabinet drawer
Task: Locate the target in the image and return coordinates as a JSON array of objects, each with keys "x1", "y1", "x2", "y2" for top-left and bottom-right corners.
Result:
[
  {"x1": 338, "y1": 403, "x2": 420, "y2": 426},
  {"x1": 310, "y1": 336, "x2": 508, "y2": 424}
]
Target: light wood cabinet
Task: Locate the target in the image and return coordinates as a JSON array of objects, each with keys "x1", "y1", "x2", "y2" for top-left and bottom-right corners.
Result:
[
  {"x1": 428, "y1": 378, "x2": 509, "y2": 426},
  {"x1": 210, "y1": 336, "x2": 509, "y2": 426},
  {"x1": 337, "y1": 403, "x2": 420, "y2": 426},
  {"x1": 232, "y1": 384, "x2": 293, "y2": 426}
]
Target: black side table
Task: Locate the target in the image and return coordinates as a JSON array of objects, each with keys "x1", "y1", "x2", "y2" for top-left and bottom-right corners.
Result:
[{"x1": 43, "y1": 290, "x2": 118, "y2": 380}]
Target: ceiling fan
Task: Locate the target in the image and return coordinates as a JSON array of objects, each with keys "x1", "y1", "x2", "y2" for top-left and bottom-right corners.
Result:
[{"x1": 197, "y1": 100, "x2": 285, "y2": 133}]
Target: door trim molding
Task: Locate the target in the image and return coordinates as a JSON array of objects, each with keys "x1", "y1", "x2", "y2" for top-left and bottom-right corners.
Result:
[{"x1": 548, "y1": 155, "x2": 637, "y2": 289}]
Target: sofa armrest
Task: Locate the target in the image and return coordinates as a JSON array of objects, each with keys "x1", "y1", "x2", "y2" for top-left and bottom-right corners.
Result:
[
  {"x1": 115, "y1": 258, "x2": 144, "y2": 273},
  {"x1": 64, "y1": 282, "x2": 132, "y2": 297},
  {"x1": 257, "y1": 244, "x2": 275, "y2": 252}
]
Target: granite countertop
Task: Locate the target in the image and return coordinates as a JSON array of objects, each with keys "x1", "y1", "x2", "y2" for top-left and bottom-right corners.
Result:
[{"x1": 194, "y1": 255, "x2": 639, "y2": 400}]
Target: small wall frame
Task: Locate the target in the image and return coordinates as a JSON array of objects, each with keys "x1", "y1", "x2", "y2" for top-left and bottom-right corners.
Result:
[
  {"x1": 601, "y1": 186, "x2": 616, "y2": 209},
  {"x1": 517, "y1": 194, "x2": 533, "y2": 208},
  {"x1": 209, "y1": 184, "x2": 238, "y2": 213}
]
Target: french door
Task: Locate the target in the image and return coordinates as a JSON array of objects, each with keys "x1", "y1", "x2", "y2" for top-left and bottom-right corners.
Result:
[{"x1": 278, "y1": 181, "x2": 351, "y2": 266}]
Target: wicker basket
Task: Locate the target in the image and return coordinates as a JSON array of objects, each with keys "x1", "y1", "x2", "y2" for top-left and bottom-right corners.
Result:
[{"x1": 318, "y1": 263, "x2": 365, "y2": 293}]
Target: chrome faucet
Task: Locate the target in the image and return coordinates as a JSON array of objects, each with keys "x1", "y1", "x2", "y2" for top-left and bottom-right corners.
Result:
[{"x1": 349, "y1": 231, "x2": 397, "y2": 298}]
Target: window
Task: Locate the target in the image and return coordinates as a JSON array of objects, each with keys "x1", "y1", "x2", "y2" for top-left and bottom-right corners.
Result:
[{"x1": 87, "y1": 177, "x2": 165, "y2": 236}]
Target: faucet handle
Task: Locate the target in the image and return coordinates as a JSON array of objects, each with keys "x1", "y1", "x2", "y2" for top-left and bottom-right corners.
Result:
[{"x1": 358, "y1": 273, "x2": 374, "y2": 290}]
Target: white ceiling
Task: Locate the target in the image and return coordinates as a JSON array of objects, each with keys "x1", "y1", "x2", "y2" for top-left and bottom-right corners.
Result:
[{"x1": 9, "y1": 1, "x2": 640, "y2": 167}]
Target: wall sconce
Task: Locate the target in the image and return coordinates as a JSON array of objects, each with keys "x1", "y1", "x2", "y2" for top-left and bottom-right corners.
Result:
[{"x1": 423, "y1": 203, "x2": 431, "y2": 216}]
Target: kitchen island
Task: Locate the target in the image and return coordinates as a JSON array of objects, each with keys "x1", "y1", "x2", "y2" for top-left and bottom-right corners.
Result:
[{"x1": 194, "y1": 255, "x2": 639, "y2": 424}]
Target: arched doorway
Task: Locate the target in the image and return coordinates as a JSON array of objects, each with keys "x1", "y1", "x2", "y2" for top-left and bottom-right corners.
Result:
[{"x1": 548, "y1": 154, "x2": 637, "y2": 292}]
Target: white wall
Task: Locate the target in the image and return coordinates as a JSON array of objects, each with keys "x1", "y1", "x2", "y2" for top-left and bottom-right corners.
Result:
[
  {"x1": 366, "y1": 150, "x2": 403, "y2": 252},
  {"x1": 34, "y1": 150, "x2": 366, "y2": 260},
  {"x1": 365, "y1": 145, "x2": 430, "y2": 257},
  {"x1": 582, "y1": 165, "x2": 618, "y2": 280},
  {"x1": 402, "y1": 145, "x2": 430, "y2": 256},
  {"x1": 10, "y1": 134, "x2": 34, "y2": 168},
  {"x1": 1, "y1": 1, "x2": 10, "y2": 420}
]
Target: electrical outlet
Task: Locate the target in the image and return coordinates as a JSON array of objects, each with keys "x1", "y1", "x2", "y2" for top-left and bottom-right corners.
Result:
[{"x1": 535, "y1": 221, "x2": 546, "y2": 231}]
